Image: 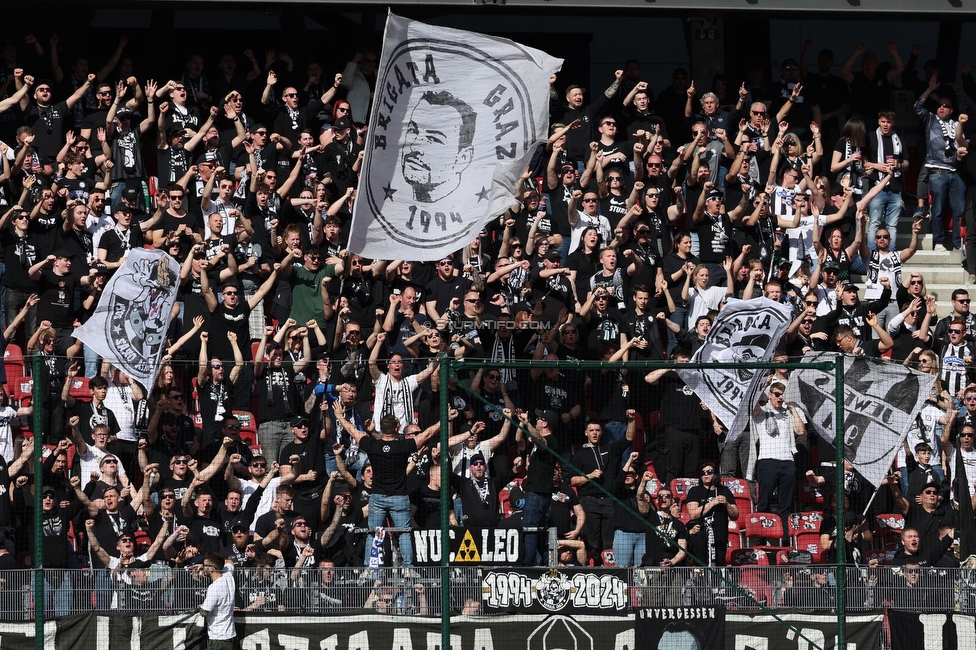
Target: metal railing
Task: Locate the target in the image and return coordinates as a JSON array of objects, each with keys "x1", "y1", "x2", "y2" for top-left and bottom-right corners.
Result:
[{"x1": 8, "y1": 565, "x2": 974, "y2": 619}]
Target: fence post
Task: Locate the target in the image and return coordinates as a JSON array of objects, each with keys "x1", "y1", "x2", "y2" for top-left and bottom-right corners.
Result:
[
  {"x1": 439, "y1": 353, "x2": 451, "y2": 644},
  {"x1": 834, "y1": 357, "x2": 846, "y2": 649},
  {"x1": 32, "y1": 351, "x2": 43, "y2": 645}
]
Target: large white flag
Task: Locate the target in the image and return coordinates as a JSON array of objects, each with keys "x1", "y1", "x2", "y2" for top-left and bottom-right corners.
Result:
[
  {"x1": 784, "y1": 351, "x2": 935, "y2": 488},
  {"x1": 73, "y1": 248, "x2": 181, "y2": 389},
  {"x1": 677, "y1": 298, "x2": 793, "y2": 442},
  {"x1": 347, "y1": 12, "x2": 562, "y2": 261}
]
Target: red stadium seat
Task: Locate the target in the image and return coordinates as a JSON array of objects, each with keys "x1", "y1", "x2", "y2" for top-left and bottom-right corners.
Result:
[
  {"x1": 233, "y1": 410, "x2": 258, "y2": 446},
  {"x1": 787, "y1": 511, "x2": 824, "y2": 538},
  {"x1": 744, "y1": 512, "x2": 786, "y2": 542},
  {"x1": 794, "y1": 533, "x2": 822, "y2": 560},
  {"x1": 68, "y1": 377, "x2": 92, "y2": 402},
  {"x1": 728, "y1": 548, "x2": 770, "y2": 566},
  {"x1": 776, "y1": 548, "x2": 815, "y2": 565},
  {"x1": 670, "y1": 478, "x2": 698, "y2": 504},
  {"x1": 875, "y1": 513, "x2": 905, "y2": 539},
  {"x1": 721, "y1": 478, "x2": 754, "y2": 515}
]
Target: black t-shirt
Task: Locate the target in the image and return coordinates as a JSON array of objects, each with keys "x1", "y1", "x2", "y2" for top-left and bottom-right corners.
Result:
[
  {"x1": 25, "y1": 101, "x2": 71, "y2": 159},
  {"x1": 37, "y1": 269, "x2": 78, "y2": 328},
  {"x1": 97, "y1": 224, "x2": 143, "y2": 264},
  {"x1": 1, "y1": 229, "x2": 38, "y2": 292},
  {"x1": 694, "y1": 213, "x2": 734, "y2": 263},
  {"x1": 208, "y1": 302, "x2": 253, "y2": 362},
  {"x1": 522, "y1": 434, "x2": 559, "y2": 495},
  {"x1": 359, "y1": 436, "x2": 417, "y2": 496},
  {"x1": 549, "y1": 481, "x2": 579, "y2": 536},
  {"x1": 686, "y1": 483, "x2": 735, "y2": 548}
]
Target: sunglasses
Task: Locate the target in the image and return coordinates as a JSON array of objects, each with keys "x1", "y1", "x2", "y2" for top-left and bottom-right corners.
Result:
[
  {"x1": 470, "y1": 460, "x2": 486, "y2": 466},
  {"x1": 701, "y1": 469, "x2": 715, "y2": 476},
  {"x1": 212, "y1": 364, "x2": 223, "y2": 369},
  {"x1": 950, "y1": 329, "x2": 966, "y2": 334},
  {"x1": 751, "y1": 110, "x2": 767, "y2": 116},
  {"x1": 284, "y1": 93, "x2": 298, "y2": 98},
  {"x1": 582, "y1": 198, "x2": 598, "y2": 203},
  {"x1": 486, "y1": 374, "x2": 501, "y2": 380},
  {"x1": 958, "y1": 299, "x2": 971, "y2": 304},
  {"x1": 251, "y1": 463, "x2": 267, "y2": 468},
  {"x1": 102, "y1": 459, "x2": 118, "y2": 464},
  {"x1": 161, "y1": 494, "x2": 176, "y2": 499},
  {"x1": 804, "y1": 300, "x2": 818, "y2": 306},
  {"x1": 601, "y1": 122, "x2": 617, "y2": 127},
  {"x1": 770, "y1": 391, "x2": 784, "y2": 398},
  {"x1": 172, "y1": 459, "x2": 188, "y2": 465},
  {"x1": 647, "y1": 162, "x2": 664, "y2": 168}
]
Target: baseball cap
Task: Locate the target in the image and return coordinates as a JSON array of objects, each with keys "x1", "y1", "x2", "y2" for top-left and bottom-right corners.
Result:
[
  {"x1": 122, "y1": 187, "x2": 139, "y2": 201},
  {"x1": 52, "y1": 248, "x2": 75, "y2": 259},
  {"x1": 115, "y1": 106, "x2": 132, "y2": 119},
  {"x1": 534, "y1": 409, "x2": 558, "y2": 426},
  {"x1": 333, "y1": 117, "x2": 352, "y2": 130},
  {"x1": 822, "y1": 259, "x2": 840, "y2": 271},
  {"x1": 290, "y1": 416, "x2": 309, "y2": 428},
  {"x1": 705, "y1": 189, "x2": 724, "y2": 202}
]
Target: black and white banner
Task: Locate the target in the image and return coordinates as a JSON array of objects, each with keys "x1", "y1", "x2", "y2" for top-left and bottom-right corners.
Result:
[
  {"x1": 413, "y1": 527, "x2": 521, "y2": 565},
  {"x1": 638, "y1": 610, "x2": 881, "y2": 650},
  {"x1": 0, "y1": 609, "x2": 894, "y2": 650},
  {"x1": 678, "y1": 298, "x2": 792, "y2": 441},
  {"x1": 889, "y1": 610, "x2": 976, "y2": 650},
  {"x1": 785, "y1": 352, "x2": 935, "y2": 487},
  {"x1": 73, "y1": 248, "x2": 181, "y2": 389},
  {"x1": 347, "y1": 12, "x2": 562, "y2": 261},
  {"x1": 481, "y1": 568, "x2": 629, "y2": 615},
  {"x1": 635, "y1": 606, "x2": 725, "y2": 650},
  {"x1": 37, "y1": 612, "x2": 633, "y2": 650}
]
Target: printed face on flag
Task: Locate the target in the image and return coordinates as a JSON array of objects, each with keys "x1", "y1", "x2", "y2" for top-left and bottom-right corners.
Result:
[
  {"x1": 401, "y1": 94, "x2": 475, "y2": 203},
  {"x1": 348, "y1": 14, "x2": 562, "y2": 261}
]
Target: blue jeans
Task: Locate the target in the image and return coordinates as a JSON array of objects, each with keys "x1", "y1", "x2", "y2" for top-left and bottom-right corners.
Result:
[
  {"x1": 612, "y1": 530, "x2": 646, "y2": 567},
  {"x1": 36, "y1": 574, "x2": 72, "y2": 618},
  {"x1": 522, "y1": 491, "x2": 551, "y2": 566},
  {"x1": 94, "y1": 569, "x2": 113, "y2": 610},
  {"x1": 667, "y1": 305, "x2": 688, "y2": 357},
  {"x1": 366, "y1": 493, "x2": 413, "y2": 566},
  {"x1": 867, "y1": 189, "x2": 904, "y2": 251},
  {"x1": 602, "y1": 420, "x2": 628, "y2": 446},
  {"x1": 929, "y1": 169, "x2": 966, "y2": 248}
]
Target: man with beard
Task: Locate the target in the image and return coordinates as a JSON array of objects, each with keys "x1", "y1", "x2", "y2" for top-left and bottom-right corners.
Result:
[
  {"x1": 550, "y1": 70, "x2": 622, "y2": 164},
  {"x1": 368, "y1": 335, "x2": 439, "y2": 435}
]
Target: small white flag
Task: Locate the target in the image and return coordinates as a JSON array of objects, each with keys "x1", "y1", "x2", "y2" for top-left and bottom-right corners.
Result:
[
  {"x1": 678, "y1": 298, "x2": 793, "y2": 442},
  {"x1": 73, "y1": 248, "x2": 181, "y2": 389},
  {"x1": 347, "y1": 12, "x2": 562, "y2": 261}
]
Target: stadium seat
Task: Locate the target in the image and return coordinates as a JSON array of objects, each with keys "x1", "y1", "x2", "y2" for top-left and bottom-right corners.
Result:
[
  {"x1": 875, "y1": 513, "x2": 905, "y2": 541},
  {"x1": 498, "y1": 477, "x2": 524, "y2": 519},
  {"x1": 721, "y1": 477, "x2": 754, "y2": 514},
  {"x1": 776, "y1": 548, "x2": 815, "y2": 565},
  {"x1": 670, "y1": 478, "x2": 698, "y2": 504},
  {"x1": 233, "y1": 410, "x2": 258, "y2": 446},
  {"x1": 799, "y1": 480, "x2": 825, "y2": 507},
  {"x1": 787, "y1": 511, "x2": 824, "y2": 538},
  {"x1": 68, "y1": 377, "x2": 92, "y2": 402},
  {"x1": 744, "y1": 512, "x2": 786, "y2": 543},
  {"x1": 794, "y1": 532, "x2": 822, "y2": 560},
  {"x1": 866, "y1": 548, "x2": 896, "y2": 566},
  {"x1": 728, "y1": 548, "x2": 770, "y2": 566}
]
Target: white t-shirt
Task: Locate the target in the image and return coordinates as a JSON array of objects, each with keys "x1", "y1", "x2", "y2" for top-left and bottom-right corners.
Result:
[
  {"x1": 947, "y1": 445, "x2": 976, "y2": 499},
  {"x1": 686, "y1": 285, "x2": 728, "y2": 329},
  {"x1": 77, "y1": 446, "x2": 128, "y2": 490},
  {"x1": 0, "y1": 406, "x2": 17, "y2": 463},
  {"x1": 371, "y1": 373, "x2": 420, "y2": 434},
  {"x1": 201, "y1": 565, "x2": 236, "y2": 640}
]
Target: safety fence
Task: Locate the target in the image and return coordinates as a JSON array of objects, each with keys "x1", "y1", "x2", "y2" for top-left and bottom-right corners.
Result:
[{"x1": 7, "y1": 565, "x2": 974, "y2": 619}]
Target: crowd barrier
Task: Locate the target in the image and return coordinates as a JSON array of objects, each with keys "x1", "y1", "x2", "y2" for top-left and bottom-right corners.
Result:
[{"x1": 7, "y1": 565, "x2": 976, "y2": 619}]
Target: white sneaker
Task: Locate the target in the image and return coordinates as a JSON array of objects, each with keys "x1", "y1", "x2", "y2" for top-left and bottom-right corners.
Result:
[{"x1": 934, "y1": 244, "x2": 948, "y2": 252}]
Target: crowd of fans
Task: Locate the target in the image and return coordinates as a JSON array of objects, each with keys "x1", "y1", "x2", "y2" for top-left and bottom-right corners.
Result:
[{"x1": 0, "y1": 30, "x2": 972, "y2": 616}]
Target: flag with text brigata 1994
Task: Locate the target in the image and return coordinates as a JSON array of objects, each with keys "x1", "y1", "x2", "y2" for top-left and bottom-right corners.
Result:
[{"x1": 347, "y1": 12, "x2": 562, "y2": 261}]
